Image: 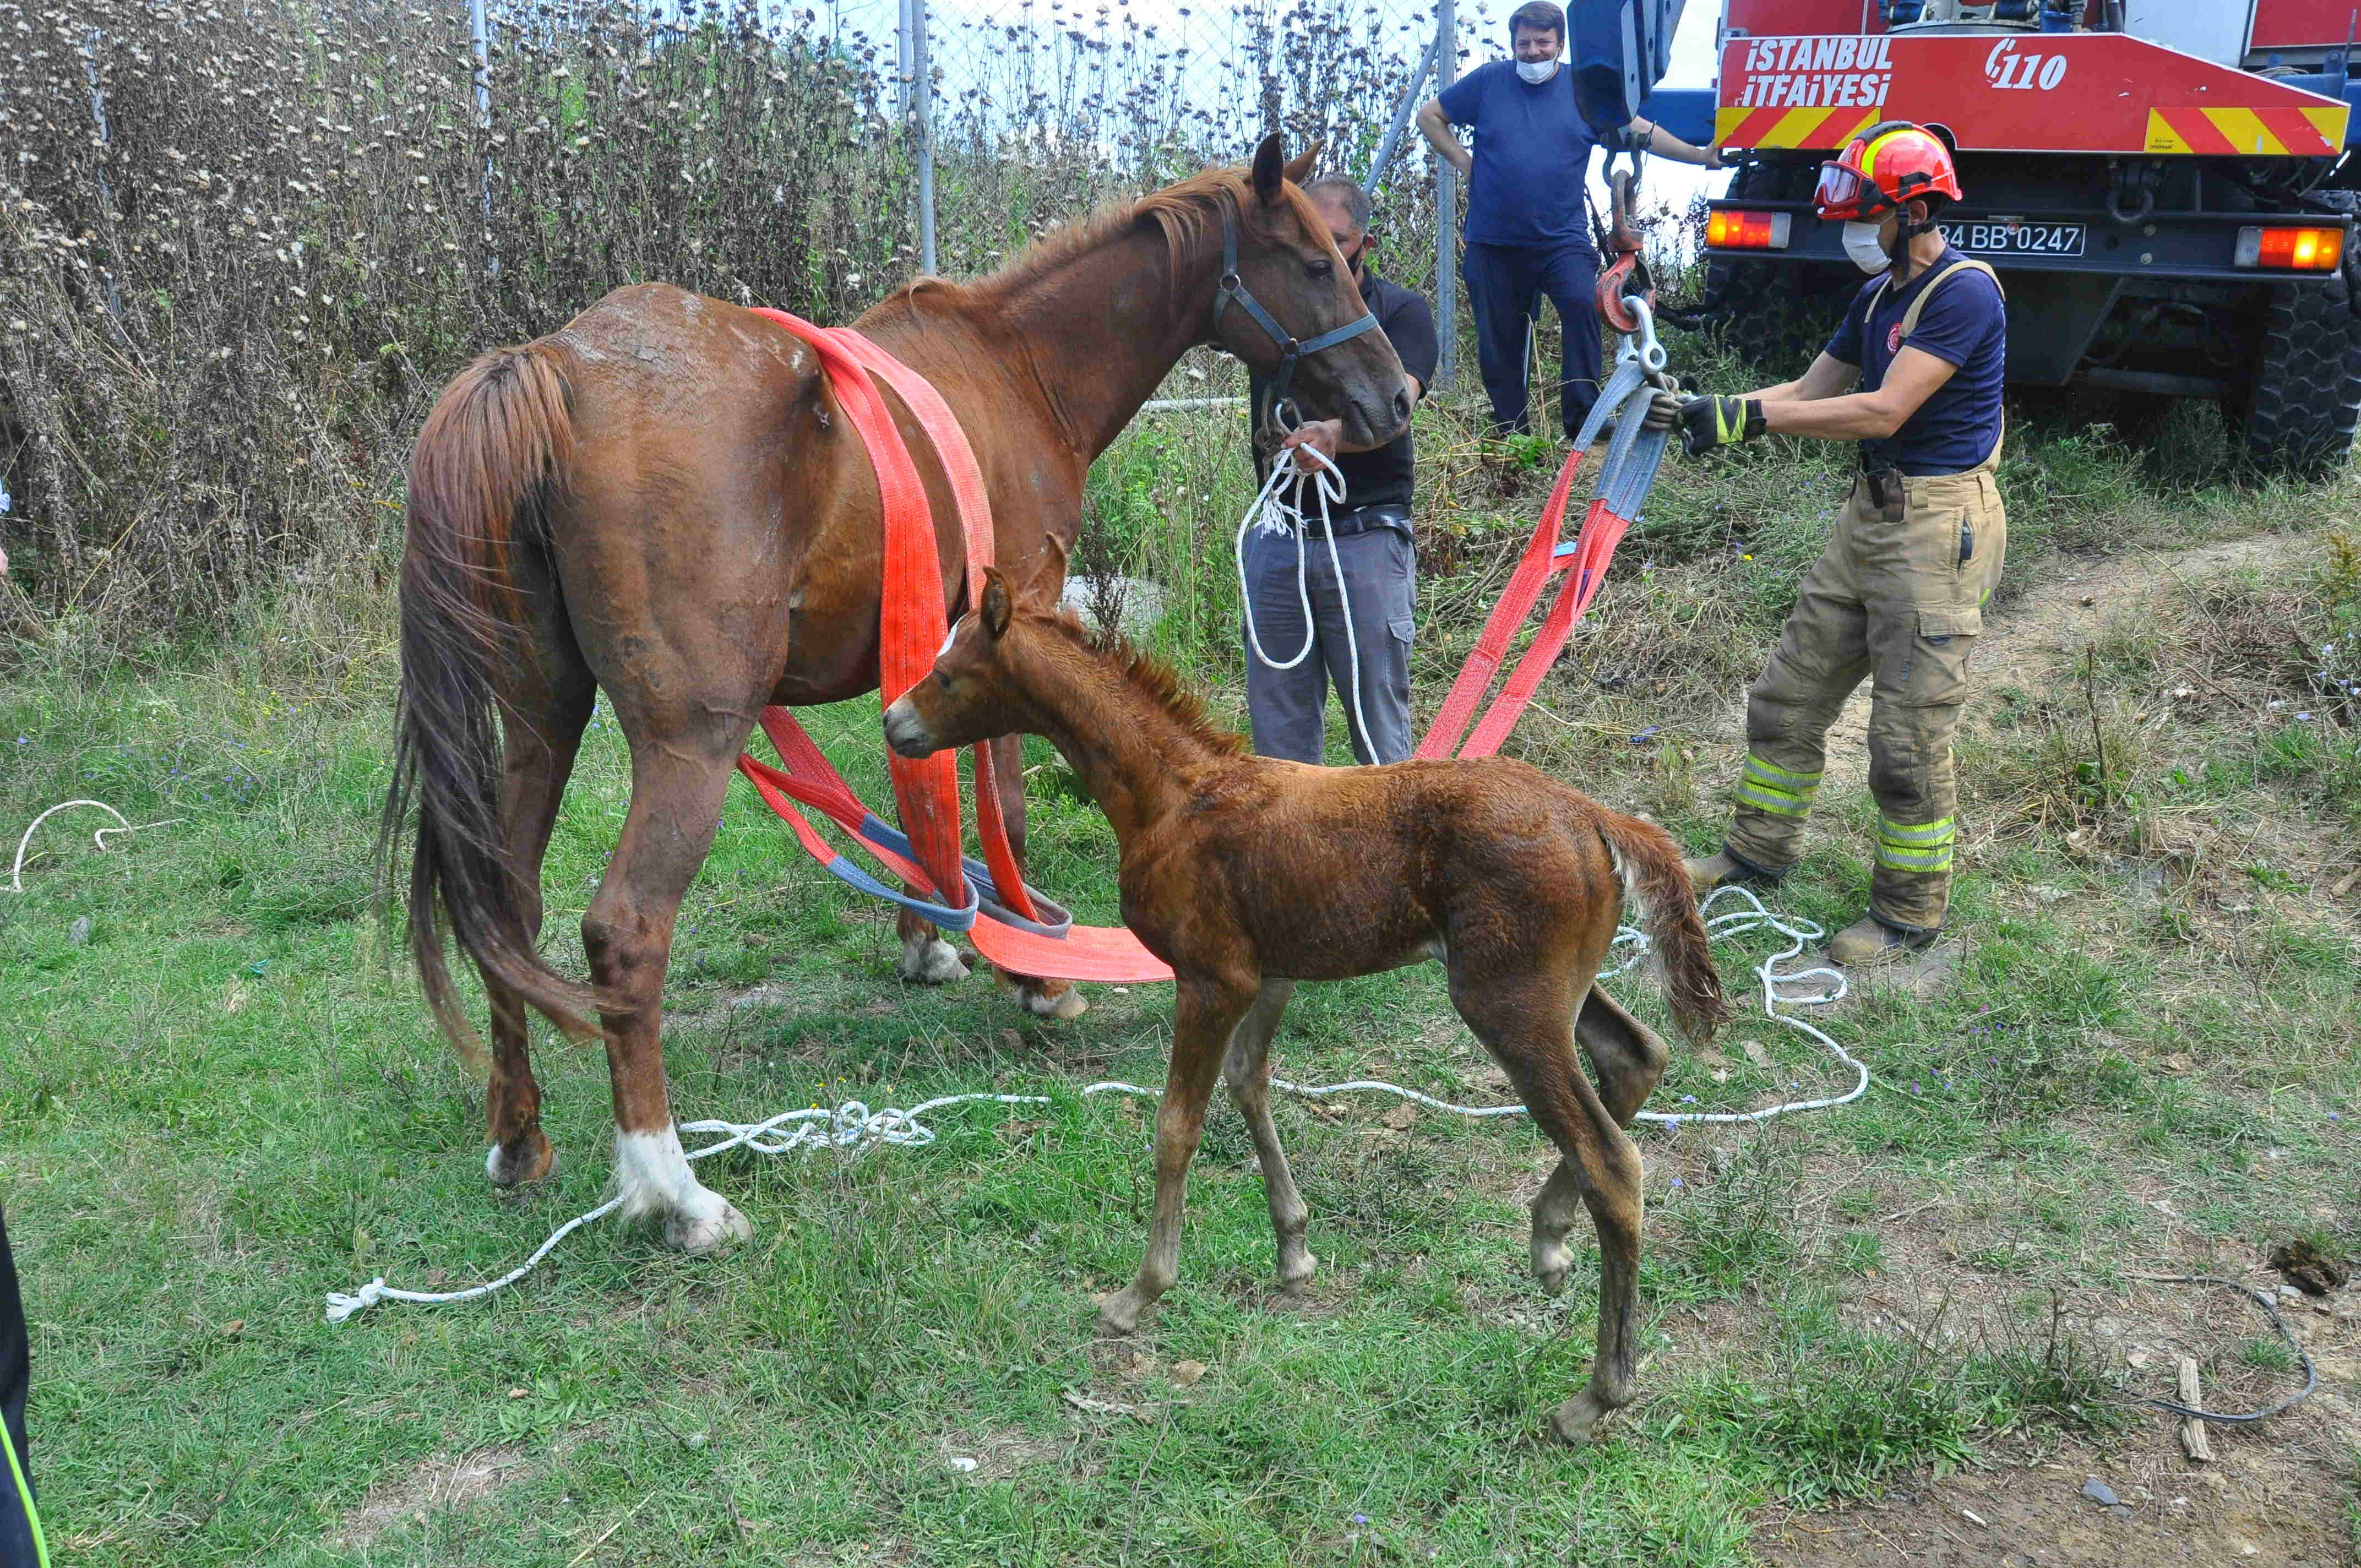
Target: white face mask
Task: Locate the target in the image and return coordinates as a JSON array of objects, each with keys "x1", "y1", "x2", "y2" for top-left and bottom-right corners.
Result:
[
  {"x1": 1842, "y1": 220, "x2": 1894, "y2": 275},
  {"x1": 1515, "y1": 58, "x2": 1558, "y2": 84}
]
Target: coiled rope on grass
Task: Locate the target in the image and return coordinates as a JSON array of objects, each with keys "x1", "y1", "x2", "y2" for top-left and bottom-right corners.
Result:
[
  {"x1": 326, "y1": 886, "x2": 1862, "y2": 1322},
  {"x1": 8, "y1": 798, "x2": 178, "y2": 894}
]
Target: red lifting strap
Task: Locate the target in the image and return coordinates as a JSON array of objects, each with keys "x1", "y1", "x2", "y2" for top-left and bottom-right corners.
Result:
[
  {"x1": 1416, "y1": 440, "x2": 1636, "y2": 763},
  {"x1": 743, "y1": 307, "x2": 1173, "y2": 985}
]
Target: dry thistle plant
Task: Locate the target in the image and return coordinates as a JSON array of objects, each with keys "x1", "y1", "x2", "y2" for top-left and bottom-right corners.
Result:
[{"x1": 0, "y1": 0, "x2": 1449, "y2": 652}]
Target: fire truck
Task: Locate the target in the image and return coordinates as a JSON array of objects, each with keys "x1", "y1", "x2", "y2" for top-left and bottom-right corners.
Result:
[{"x1": 1635, "y1": 2, "x2": 2361, "y2": 476}]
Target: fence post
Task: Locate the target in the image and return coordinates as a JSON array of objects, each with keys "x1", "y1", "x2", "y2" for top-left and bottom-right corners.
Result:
[
  {"x1": 471, "y1": 0, "x2": 495, "y2": 276},
  {"x1": 896, "y1": 0, "x2": 914, "y2": 121},
  {"x1": 1433, "y1": 0, "x2": 1456, "y2": 388},
  {"x1": 82, "y1": 28, "x2": 122, "y2": 323},
  {"x1": 913, "y1": 0, "x2": 937, "y2": 276},
  {"x1": 1362, "y1": 36, "x2": 1435, "y2": 195}
]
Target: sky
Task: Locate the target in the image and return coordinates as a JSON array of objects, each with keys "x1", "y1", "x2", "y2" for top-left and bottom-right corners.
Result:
[{"x1": 801, "y1": 0, "x2": 1738, "y2": 220}]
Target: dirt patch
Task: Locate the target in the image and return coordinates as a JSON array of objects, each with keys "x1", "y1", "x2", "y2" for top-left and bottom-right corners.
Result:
[
  {"x1": 1755, "y1": 1423, "x2": 2352, "y2": 1566},
  {"x1": 935, "y1": 1425, "x2": 1080, "y2": 1483},
  {"x1": 335, "y1": 1446, "x2": 532, "y2": 1548},
  {"x1": 1797, "y1": 534, "x2": 2317, "y2": 802}
]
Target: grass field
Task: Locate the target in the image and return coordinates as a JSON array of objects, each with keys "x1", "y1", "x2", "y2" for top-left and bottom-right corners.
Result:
[{"x1": 2, "y1": 370, "x2": 2358, "y2": 1565}]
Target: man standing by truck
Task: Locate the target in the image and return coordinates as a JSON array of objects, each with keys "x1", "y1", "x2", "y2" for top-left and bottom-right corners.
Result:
[
  {"x1": 1415, "y1": 0, "x2": 1723, "y2": 442},
  {"x1": 1671, "y1": 122, "x2": 2008, "y2": 967}
]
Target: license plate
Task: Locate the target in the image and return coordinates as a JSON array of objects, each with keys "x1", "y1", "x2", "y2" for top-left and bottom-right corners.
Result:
[{"x1": 1941, "y1": 219, "x2": 2087, "y2": 257}]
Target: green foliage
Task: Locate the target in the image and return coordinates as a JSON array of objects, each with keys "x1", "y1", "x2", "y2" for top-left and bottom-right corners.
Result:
[
  {"x1": 1660, "y1": 1135, "x2": 1803, "y2": 1298},
  {"x1": 1687, "y1": 1298, "x2": 1974, "y2": 1505}
]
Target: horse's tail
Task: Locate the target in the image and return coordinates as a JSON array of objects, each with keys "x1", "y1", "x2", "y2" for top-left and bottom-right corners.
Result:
[
  {"x1": 1592, "y1": 808, "x2": 1732, "y2": 1046},
  {"x1": 381, "y1": 341, "x2": 605, "y2": 1056}
]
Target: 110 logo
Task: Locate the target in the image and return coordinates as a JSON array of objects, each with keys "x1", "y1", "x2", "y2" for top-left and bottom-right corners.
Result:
[{"x1": 1985, "y1": 38, "x2": 2069, "y2": 91}]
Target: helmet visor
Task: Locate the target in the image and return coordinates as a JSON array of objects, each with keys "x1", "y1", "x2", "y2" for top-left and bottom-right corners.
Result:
[
  {"x1": 1813, "y1": 159, "x2": 1867, "y2": 216},
  {"x1": 1814, "y1": 140, "x2": 1898, "y2": 220}
]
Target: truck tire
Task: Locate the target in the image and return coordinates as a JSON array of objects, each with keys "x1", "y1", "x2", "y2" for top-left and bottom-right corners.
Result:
[
  {"x1": 1706, "y1": 160, "x2": 1860, "y2": 370},
  {"x1": 2233, "y1": 189, "x2": 2361, "y2": 480}
]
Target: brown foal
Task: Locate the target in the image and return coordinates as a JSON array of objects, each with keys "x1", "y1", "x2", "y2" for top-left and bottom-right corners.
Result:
[
  {"x1": 383, "y1": 137, "x2": 1408, "y2": 1252},
  {"x1": 884, "y1": 570, "x2": 1732, "y2": 1444}
]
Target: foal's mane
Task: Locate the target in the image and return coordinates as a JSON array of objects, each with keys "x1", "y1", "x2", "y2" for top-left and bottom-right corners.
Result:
[{"x1": 1035, "y1": 608, "x2": 1249, "y2": 758}]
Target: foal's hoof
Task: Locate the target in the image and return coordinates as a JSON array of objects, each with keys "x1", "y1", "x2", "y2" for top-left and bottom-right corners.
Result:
[
  {"x1": 1549, "y1": 1391, "x2": 1615, "y2": 1448},
  {"x1": 1278, "y1": 1251, "x2": 1319, "y2": 1296},
  {"x1": 665, "y1": 1197, "x2": 753, "y2": 1255},
  {"x1": 1094, "y1": 1288, "x2": 1148, "y2": 1336},
  {"x1": 897, "y1": 935, "x2": 970, "y2": 985},
  {"x1": 1002, "y1": 972, "x2": 1089, "y2": 1020},
  {"x1": 1532, "y1": 1240, "x2": 1574, "y2": 1297},
  {"x1": 485, "y1": 1129, "x2": 557, "y2": 1188}
]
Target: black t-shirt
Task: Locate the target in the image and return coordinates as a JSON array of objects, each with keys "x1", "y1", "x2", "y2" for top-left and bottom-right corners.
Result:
[{"x1": 1249, "y1": 269, "x2": 1439, "y2": 513}]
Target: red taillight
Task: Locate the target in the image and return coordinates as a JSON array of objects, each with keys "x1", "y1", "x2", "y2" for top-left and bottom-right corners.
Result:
[
  {"x1": 1707, "y1": 209, "x2": 1793, "y2": 250},
  {"x1": 2235, "y1": 225, "x2": 2345, "y2": 270}
]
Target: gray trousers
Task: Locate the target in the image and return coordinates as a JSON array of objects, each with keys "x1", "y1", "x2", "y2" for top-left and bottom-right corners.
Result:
[{"x1": 1241, "y1": 522, "x2": 1416, "y2": 765}]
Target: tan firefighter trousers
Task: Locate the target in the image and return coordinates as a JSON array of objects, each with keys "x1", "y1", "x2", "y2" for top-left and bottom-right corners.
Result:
[{"x1": 1723, "y1": 445, "x2": 2008, "y2": 933}]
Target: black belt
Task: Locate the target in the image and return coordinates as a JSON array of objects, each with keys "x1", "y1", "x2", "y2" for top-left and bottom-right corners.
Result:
[
  {"x1": 1301, "y1": 503, "x2": 1413, "y2": 539},
  {"x1": 1861, "y1": 467, "x2": 1906, "y2": 514}
]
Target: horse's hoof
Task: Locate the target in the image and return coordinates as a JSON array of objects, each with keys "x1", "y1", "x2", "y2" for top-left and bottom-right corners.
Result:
[
  {"x1": 1532, "y1": 1240, "x2": 1573, "y2": 1296},
  {"x1": 1550, "y1": 1392, "x2": 1613, "y2": 1447},
  {"x1": 485, "y1": 1129, "x2": 556, "y2": 1188},
  {"x1": 897, "y1": 936, "x2": 970, "y2": 986},
  {"x1": 1279, "y1": 1257, "x2": 1319, "y2": 1296},
  {"x1": 665, "y1": 1196, "x2": 753, "y2": 1255}
]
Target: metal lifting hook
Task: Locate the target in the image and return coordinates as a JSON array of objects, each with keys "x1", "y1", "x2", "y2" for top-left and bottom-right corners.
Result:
[
  {"x1": 1618, "y1": 294, "x2": 1668, "y2": 375},
  {"x1": 1597, "y1": 163, "x2": 1657, "y2": 338}
]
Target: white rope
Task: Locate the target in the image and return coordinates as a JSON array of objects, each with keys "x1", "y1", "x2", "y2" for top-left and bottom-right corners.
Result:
[
  {"x1": 1235, "y1": 443, "x2": 1383, "y2": 764},
  {"x1": 324, "y1": 886, "x2": 1864, "y2": 1322},
  {"x1": 8, "y1": 799, "x2": 177, "y2": 894},
  {"x1": 1622, "y1": 885, "x2": 1867, "y2": 1125}
]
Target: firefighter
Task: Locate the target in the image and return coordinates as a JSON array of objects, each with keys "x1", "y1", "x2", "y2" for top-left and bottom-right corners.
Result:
[
  {"x1": 1666, "y1": 122, "x2": 2007, "y2": 966},
  {"x1": 2, "y1": 1205, "x2": 43, "y2": 1568}
]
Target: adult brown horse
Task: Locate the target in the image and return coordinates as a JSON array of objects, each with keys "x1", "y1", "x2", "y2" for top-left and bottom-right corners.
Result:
[
  {"x1": 384, "y1": 136, "x2": 1411, "y2": 1254},
  {"x1": 882, "y1": 567, "x2": 1731, "y2": 1444}
]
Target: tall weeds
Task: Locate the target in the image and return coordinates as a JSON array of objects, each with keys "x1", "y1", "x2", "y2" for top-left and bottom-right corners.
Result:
[{"x1": 0, "y1": 0, "x2": 1447, "y2": 656}]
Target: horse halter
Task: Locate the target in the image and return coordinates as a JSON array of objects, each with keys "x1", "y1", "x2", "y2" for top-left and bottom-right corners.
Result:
[{"x1": 1211, "y1": 200, "x2": 1381, "y2": 432}]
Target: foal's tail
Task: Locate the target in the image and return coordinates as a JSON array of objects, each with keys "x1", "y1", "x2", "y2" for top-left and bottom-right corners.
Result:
[
  {"x1": 1592, "y1": 809, "x2": 1733, "y2": 1046},
  {"x1": 380, "y1": 342, "x2": 606, "y2": 1054}
]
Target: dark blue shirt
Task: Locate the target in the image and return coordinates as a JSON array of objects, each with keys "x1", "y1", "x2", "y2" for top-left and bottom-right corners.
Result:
[
  {"x1": 1250, "y1": 270, "x2": 1439, "y2": 511},
  {"x1": 1826, "y1": 247, "x2": 2008, "y2": 475},
  {"x1": 1434, "y1": 59, "x2": 1599, "y2": 251}
]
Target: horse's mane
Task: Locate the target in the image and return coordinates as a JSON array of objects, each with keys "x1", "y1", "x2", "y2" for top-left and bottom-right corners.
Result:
[
  {"x1": 957, "y1": 165, "x2": 1317, "y2": 304},
  {"x1": 1036, "y1": 608, "x2": 1249, "y2": 758}
]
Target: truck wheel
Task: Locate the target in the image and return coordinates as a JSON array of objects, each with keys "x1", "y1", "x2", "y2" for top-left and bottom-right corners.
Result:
[
  {"x1": 1706, "y1": 160, "x2": 1859, "y2": 370},
  {"x1": 2233, "y1": 191, "x2": 2361, "y2": 480}
]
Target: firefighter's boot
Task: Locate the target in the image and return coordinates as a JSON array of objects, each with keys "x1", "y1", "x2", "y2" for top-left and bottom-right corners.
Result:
[
  {"x1": 1682, "y1": 846, "x2": 1782, "y2": 896},
  {"x1": 1827, "y1": 913, "x2": 1939, "y2": 968}
]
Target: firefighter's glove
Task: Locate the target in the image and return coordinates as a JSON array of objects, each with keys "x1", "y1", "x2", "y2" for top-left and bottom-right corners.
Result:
[{"x1": 1676, "y1": 394, "x2": 1766, "y2": 456}]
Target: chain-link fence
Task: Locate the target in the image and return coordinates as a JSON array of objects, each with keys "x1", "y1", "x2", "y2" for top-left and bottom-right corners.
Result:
[
  {"x1": 0, "y1": 0, "x2": 1626, "y2": 636},
  {"x1": 911, "y1": 0, "x2": 1486, "y2": 379}
]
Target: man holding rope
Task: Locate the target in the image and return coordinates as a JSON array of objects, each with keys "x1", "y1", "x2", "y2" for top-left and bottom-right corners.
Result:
[
  {"x1": 1244, "y1": 174, "x2": 1437, "y2": 766},
  {"x1": 1667, "y1": 122, "x2": 2008, "y2": 967}
]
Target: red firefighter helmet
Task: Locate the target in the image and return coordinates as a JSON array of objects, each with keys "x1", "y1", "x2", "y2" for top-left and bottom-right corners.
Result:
[{"x1": 1813, "y1": 121, "x2": 1965, "y2": 222}]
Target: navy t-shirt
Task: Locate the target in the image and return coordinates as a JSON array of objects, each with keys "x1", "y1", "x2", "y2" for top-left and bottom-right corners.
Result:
[
  {"x1": 1825, "y1": 247, "x2": 2007, "y2": 475},
  {"x1": 1434, "y1": 59, "x2": 1600, "y2": 251}
]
